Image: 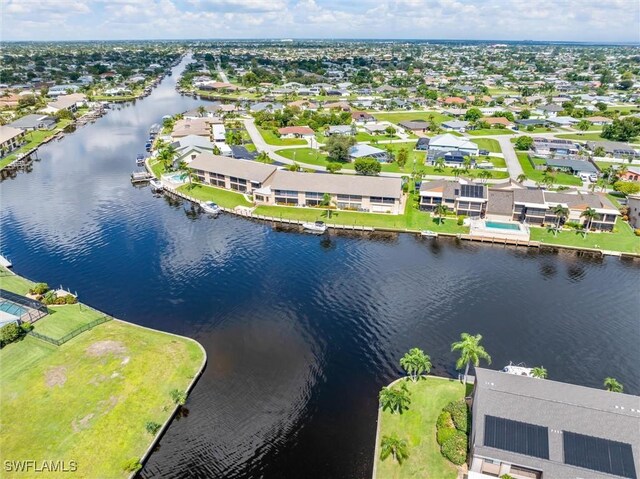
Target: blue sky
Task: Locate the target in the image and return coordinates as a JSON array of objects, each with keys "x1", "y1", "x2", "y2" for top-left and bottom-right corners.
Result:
[{"x1": 2, "y1": 0, "x2": 639, "y2": 43}]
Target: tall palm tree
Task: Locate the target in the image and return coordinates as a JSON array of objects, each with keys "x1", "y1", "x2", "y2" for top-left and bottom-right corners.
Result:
[
  {"x1": 400, "y1": 348, "x2": 432, "y2": 382},
  {"x1": 380, "y1": 435, "x2": 409, "y2": 464},
  {"x1": 604, "y1": 377, "x2": 623, "y2": 393},
  {"x1": 552, "y1": 204, "x2": 569, "y2": 235},
  {"x1": 580, "y1": 207, "x2": 598, "y2": 234},
  {"x1": 517, "y1": 173, "x2": 527, "y2": 184},
  {"x1": 451, "y1": 333, "x2": 492, "y2": 386},
  {"x1": 479, "y1": 170, "x2": 492, "y2": 183},
  {"x1": 197, "y1": 105, "x2": 206, "y2": 117},
  {"x1": 379, "y1": 383, "x2": 411, "y2": 414},
  {"x1": 433, "y1": 203, "x2": 448, "y2": 224},
  {"x1": 462, "y1": 155, "x2": 472, "y2": 174},
  {"x1": 531, "y1": 366, "x2": 547, "y2": 379},
  {"x1": 434, "y1": 157, "x2": 446, "y2": 171}
]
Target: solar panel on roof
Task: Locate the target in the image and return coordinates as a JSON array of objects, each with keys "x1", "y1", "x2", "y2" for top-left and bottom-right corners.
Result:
[
  {"x1": 461, "y1": 184, "x2": 484, "y2": 198},
  {"x1": 484, "y1": 416, "x2": 549, "y2": 459},
  {"x1": 563, "y1": 431, "x2": 637, "y2": 479}
]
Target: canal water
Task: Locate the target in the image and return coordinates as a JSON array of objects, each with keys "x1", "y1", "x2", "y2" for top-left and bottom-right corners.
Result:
[{"x1": 1, "y1": 57, "x2": 639, "y2": 479}]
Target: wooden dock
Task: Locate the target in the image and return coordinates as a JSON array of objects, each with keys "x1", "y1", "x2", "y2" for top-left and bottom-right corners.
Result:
[{"x1": 131, "y1": 171, "x2": 154, "y2": 183}]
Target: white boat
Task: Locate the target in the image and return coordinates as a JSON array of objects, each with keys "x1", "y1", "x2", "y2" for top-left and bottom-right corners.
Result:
[
  {"x1": 149, "y1": 179, "x2": 163, "y2": 191},
  {"x1": 201, "y1": 201, "x2": 220, "y2": 215},
  {"x1": 302, "y1": 221, "x2": 327, "y2": 233},
  {"x1": 502, "y1": 362, "x2": 534, "y2": 377},
  {"x1": 421, "y1": 230, "x2": 438, "y2": 238}
]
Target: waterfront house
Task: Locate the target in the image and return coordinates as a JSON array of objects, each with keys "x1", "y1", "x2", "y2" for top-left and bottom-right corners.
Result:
[
  {"x1": 171, "y1": 135, "x2": 217, "y2": 164},
  {"x1": 468, "y1": 367, "x2": 639, "y2": 479},
  {"x1": 277, "y1": 126, "x2": 315, "y2": 139},
  {"x1": 253, "y1": 170, "x2": 403, "y2": 214},
  {"x1": 348, "y1": 144, "x2": 389, "y2": 162},
  {"x1": 427, "y1": 133, "x2": 479, "y2": 156},
  {"x1": 40, "y1": 93, "x2": 86, "y2": 114},
  {"x1": 212, "y1": 123, "x2": 226, "y2": 143},
  {"x1": 419, "y1": 179, "x2": 619, "y2": 230},
  {"x1": 0, "y1": 126, "x2": 26, "y2": 156},
  {"x1": 188, "y1": 153, "x2": 277, "y2": 193},
  {"x1": 8, "y1": 114, "x2": 56, "y2": 131},
  {"x1": 171, "y1": 117, "x2": 220, "y2": 139},
  {"x1": 628, "y1": 194, "x2": 640, "y2": 229}
]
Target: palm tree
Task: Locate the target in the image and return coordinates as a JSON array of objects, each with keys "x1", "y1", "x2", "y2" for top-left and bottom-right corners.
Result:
[
  {"x1": 380, "y1": 435, "x2": 409, "y2": 464},
  {"x1": 379, "y1": 383, "x2": 411, "y2": 414},
  {"x1": 580, "y1": 207, "x2": 598, "y2": 234},
  {"x1": 451, "y1": 333, "x2": 492, "y2": 386},
  {"x1": 462, "y1": 155, "x2": 472, "y2": 174},
  {"x1": 531, "y1": 366, "x2": 548, "y2": 379},
  {"x1": 552, "y1": 204, "x2": 569, "y2": 235},
  {"x1": 577, "y1": 119, "x2": 591, "y2": 135},
  {"x1": 434, "y1": 157, "x2": 446, "y2": 171},
  {"x1": 256, "y1": 151, "x2": 272, "y2": 164},
  {"x1": 517, "y1": 173, "x2": 527, "y2": 184},
  {"x1": 400, "y1": 348, "x2": 432, "y2": 382},
  {"x1": 197, "y1": 105, "x2": 206, "y2": 117},
  {"x1": 433, "y1": 203, "x2": 448, "y2": 224},
  {"x1": 604, "y1": 377, "x2": 623, "y2": 393},
  {"x1": 178, "y1": 160, "x2": 195, "y2": 188},
  {"x1": 478, "y1": 170, "x2": 492, "y2": 183}
]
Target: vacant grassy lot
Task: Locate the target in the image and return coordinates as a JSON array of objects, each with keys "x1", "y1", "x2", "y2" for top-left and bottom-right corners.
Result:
[
  {"x1": 374, "y1": 377, "x2": 465, "y2": 479},
  {"x1": 470, "y1": 138, "x2": 502, "y2": 154},
  {"x1": 178, "y1": 183, "x2": 253, "y2": 208},
  {"x1": 467, "y1": 128, "x2": 514, "y2": 136},
  {"x1": 0, "y1": 318, "x2": 204, "y2": 478},
  {"x1": 530, "y1": 220, "x2": 640, "y2": 254},
  {"x1": 516, "y1": 152, "x2": 582, "y2": 186},
  {"x1": 257, "y1": 127, "x2": 306, "y2": 146},
  {"x1": 372, "y1": 111, "x2": 452, "y2": 125}
]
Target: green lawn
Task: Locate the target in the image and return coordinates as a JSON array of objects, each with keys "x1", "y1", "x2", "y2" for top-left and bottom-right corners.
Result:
[
  {"x1": 178, "y1": 183, "x2": 253, "y2": 208},
  {"x1": 530, "y1": 220, "x2": 640, "y2": 254},
  {"x1": 467, "y1": 128, "x2": 514, "y2": 136},
  {"x1": 516, "y1": 152, "x2": 582, "y2": 186},
  {"x1": 372, "y1": 111, "x2": 452, "y2": 125},
  {"x1": 34, "y1": 305, "x2": 107, "y2": 340},
  {"x1": 555, "y1": 133, "x2": 607, "y2": 141},
  {"x1": 357, "y1": 132, "x2": 399, "y2": 142},
  {"x1": 0, "y1": 318, "x2": 204, "y2": 478},
  {"x1": 254, "y1": 194, "x2": 470, "y2": 234},
  {"x1": 470, "y1": 138, "x2": 502, "y2": 153},
  {"x1": 257, "y1": 127, "x2": 306, "y2": 146},
  {"x1": 374, "y1": 377, "x2": 466, "y2": 479},
  {"x1": 91, "y1": 94, "x2": 139, "y2": 102},
  {"x1": 516, "y1": 127, "x2": 557, "y2": 134},
  {"x1": 0, "y1": 267, "x2": 33, "y2": 295},
  {"x1": 0, "y1": 126, "x2": 63, "y2": 169},
  {"x1": 149, "y1": 158, "x2": 166, "y2": 178},
  {"x1": 607, "y1": 105, "x2": 640, "y2": 114}
]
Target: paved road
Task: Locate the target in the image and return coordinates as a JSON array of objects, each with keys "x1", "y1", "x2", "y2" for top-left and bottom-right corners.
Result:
[{"x1": 216, "y1": 64, "x2": 229, "y2": 83}]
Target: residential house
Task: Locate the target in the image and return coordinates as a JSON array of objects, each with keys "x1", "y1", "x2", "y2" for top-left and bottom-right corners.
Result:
[
  {"x1": 618, "y1": 166, "x2": 640, "y2": 182},
  {"x1": 8, "y1": 114, "x2": 56, "y2": 131},
  {"x1": 426, "y1": 133, "x2": 479, "y2": 156},
  {"x1": 532, "y1": 138, "x2": 579, "y2": 157},
  {"x1": 419, "y1": 179, "x2": 488, "y2": 217},
  {"x1": 324, "y1": 101, "x2": 352, "y2": 112},
  {"x1": 348, "y1": 144, "x2": 389, "y2": 162},
  {"x1": 171, "y1": 117, "x2": 220, "y2": 139},
  {"x1": 0, "y1": 126, "x2": 26, "y2": 155},
  {"x1": 363, "y1": 123, "x2": 389, "y2": 135},
  {"x1": 352, "y1": 111, "x2": 376, "y2": 124},
  {"x1": 547, "y1": 116, "x2": 579, "y2": 127},
  {"x1": 212, "y1": 123, "x2": 226, "y2": 143},
  {"x1": 628, "y1": 194, "x2": 640, "y2": 228},
  {"x1": 480, "y1": 117, "x2": 514, "y2": 129},
  {"x1": 188, "y1": 153, "x2": 277, "y2": 193},
  {"x1": 468, "y1": 367, "x2": 639, "y2": 479},
  {"x1": 586, "y1": 141, "x2": 639, "y2": 158},
  {"x1": 534, "y1": 104, "x2": 563, "y2": 118},
  {"x1": 253, "y1": 170, "x2": 403, "y2": 214},
  {"x1": 277, "y1": 126, "x2": 315, "y2": 139},
  {"x1": 442, "y1": 96, "x2": 466, "y2": 106},
  {"x1": 288, "y1": 100, "x2": 318, "y2": 111},
  {"x1": 587, "y1": 116, "x2": 613, "y2": 126},
  {"x1": 250, "y1": 102, "x2": 284, "y2": 113},
  {"x1": 40, "y1": 93, "x2": 86, "y2": 114},
  {"x1": 515, "y1": 119, "x2": 548, "y2": 130},
  {"x1": 398, "y1": 120, "x2": 430, "y2": 134},
  {"x1": 326, "y1": 125, "x2": 353, "y2": 136},
  {"x1": 441, "y1": 120, "x2": 470, "y2": 132},
  {"x1": 171, "y1": 135, "x2": 217, "y2": 164}
]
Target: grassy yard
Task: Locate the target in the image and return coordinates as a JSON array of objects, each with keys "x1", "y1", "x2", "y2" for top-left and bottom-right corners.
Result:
[
  {"x1": 0, "y1": 318, "x2": 204, "y2": 478},
  {"x1": 254, "y1": 193, "x2": 470, "y2": 234},
  {"x1": 530, "y1": 220, "x2": 640, "y2": 254},
  {"x1": 257, "y1": 127, "x2": 306, "y2": 146},
  {"x1": 516, "y1": 152, "x2": 582, "y2": 186},
  {"x1": 0, "y1": 127, "x2": 62, "y2": 169},
  {"x1": 372, "y1": 111, "x2": 452, "y2": 125},
  {"x1": 357, "y1": 132, "x2": 399, "y2": 142},
  {"x1": 467, "y1": 128, "x2": 514, "y2": 136},
  {"x1": 554, "y1": 133, "x2": 607, "y2": 141},
  {"x1": 470, "y1": 138, "x2": 502, "y2": 154},
  {"x1": 178, "y1": 183, "x2": 253, "y2": 209},
  {"x1": 0, "y1": 267, "x2": 33, "y2": 295},
  {"x1": 149, "y1": 158, "x2": 166, "y2": 178},
  {"x1": 374, "y1": 377, "x2": 466, "y2": 479},
  {"x1": 34, "y1": 305, "x2": 106, "y2": 340}
]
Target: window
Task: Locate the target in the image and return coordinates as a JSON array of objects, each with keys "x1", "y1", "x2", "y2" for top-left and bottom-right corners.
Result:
[
  {"x1": 229, "y1": 176, "x2": 247, "y2": 192},
  {"x1": 209, "y1": 172, "x2": 226, "y2": 188},
  {"x1": 274, "y1": 190, "x2": 299, "y2": 198},
  {"x1": 370, "y1": 196, "x2": 395, "y2": 205}
]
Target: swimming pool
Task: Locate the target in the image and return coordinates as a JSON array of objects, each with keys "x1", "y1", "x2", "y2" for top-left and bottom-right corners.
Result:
[
  {"x1": 165, "y1": 173, "x2": 185, "y2": 183},
  {"x1": 485, "y1": 221, "x2": 521, "y2": 231},
  {"x1": 0, "y1": 300, "x2": 27, "y2": 317}
]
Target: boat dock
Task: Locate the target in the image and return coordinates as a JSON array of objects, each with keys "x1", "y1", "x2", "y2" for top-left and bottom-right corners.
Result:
[{"x1": 131, "y1": 171, "x2": 154, "y2": 183}]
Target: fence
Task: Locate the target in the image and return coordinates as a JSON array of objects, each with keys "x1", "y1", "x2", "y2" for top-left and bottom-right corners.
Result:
[{"x1": 28, "y1": 315, "x2": 113, "y2": 346}]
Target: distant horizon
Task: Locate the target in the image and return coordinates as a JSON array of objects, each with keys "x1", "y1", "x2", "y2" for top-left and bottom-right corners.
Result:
[{"x1": 3, "y1": 0, "x2": 639, "y2": 44}]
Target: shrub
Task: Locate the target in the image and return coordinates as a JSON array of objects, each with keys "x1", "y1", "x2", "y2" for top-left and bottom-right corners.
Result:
[
  {"x1": 0, "y1": 323, "x2": 23, "y2": 346},
  {"x1": 42, "y1": 290, "x2": 57, "y2": 305},
  {"x1": 20, "y1": 322, "x2": 33, "y2": 333},
  {"x1": 437, "y1": 426, "x2": 457, "y2": 446},
  {"x1": 29, "y1": 283, "x2": 49, "y2": 295},
  {"x1": 441, "y1": 430, "x2": 467, "y2": 465},
  {"x1": 444, "y1": 399, "x2": 469, "y2": 432},
  {"x1": 457, "y1": 215, "x2": 466, "y2": 226},
  {"x1": 436, "y1": 411, "x2": 454, "y2": 430},
  {"x1": 500, "y1": 475, "x2": 515, "y2": 479},
  {"x1": 635, "y1": 229, "x2": 640, "y2": 237},
  {"x1": 145, "y1": 421, "x2": 161, "y2": 435},
  {"x1": 122, "y1": 458, "x2": 142, "y2": 472},
  {"x1": 65, "y1": 294, "x2": 77, "y2": 304},
  {"x1": 170, "y1": 389, "x2": 187, "y2": 405},
  {"x1": 565, "y1": 220, "x2": 581, "y2": 230}
]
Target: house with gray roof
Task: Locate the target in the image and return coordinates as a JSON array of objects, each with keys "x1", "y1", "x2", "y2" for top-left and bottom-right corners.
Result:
[
  {"x1": 188, "y1": 152, "x2": 277, "y2": 193},
  {"x1": 469, "y1": 367, "x2": 639, "y2": 479},
  {"x1": 442, "y1": 119, "x2": 470, "y2": 132},
  {"x1": 326, "y1": 125, "x2": 353, "y2": 136},
  {"x1": 348, "y1": 144, "x2": 389, "y2": 162},
  {"x1": 8, "y1": 114, "x2": 56, "y2": 131}
]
